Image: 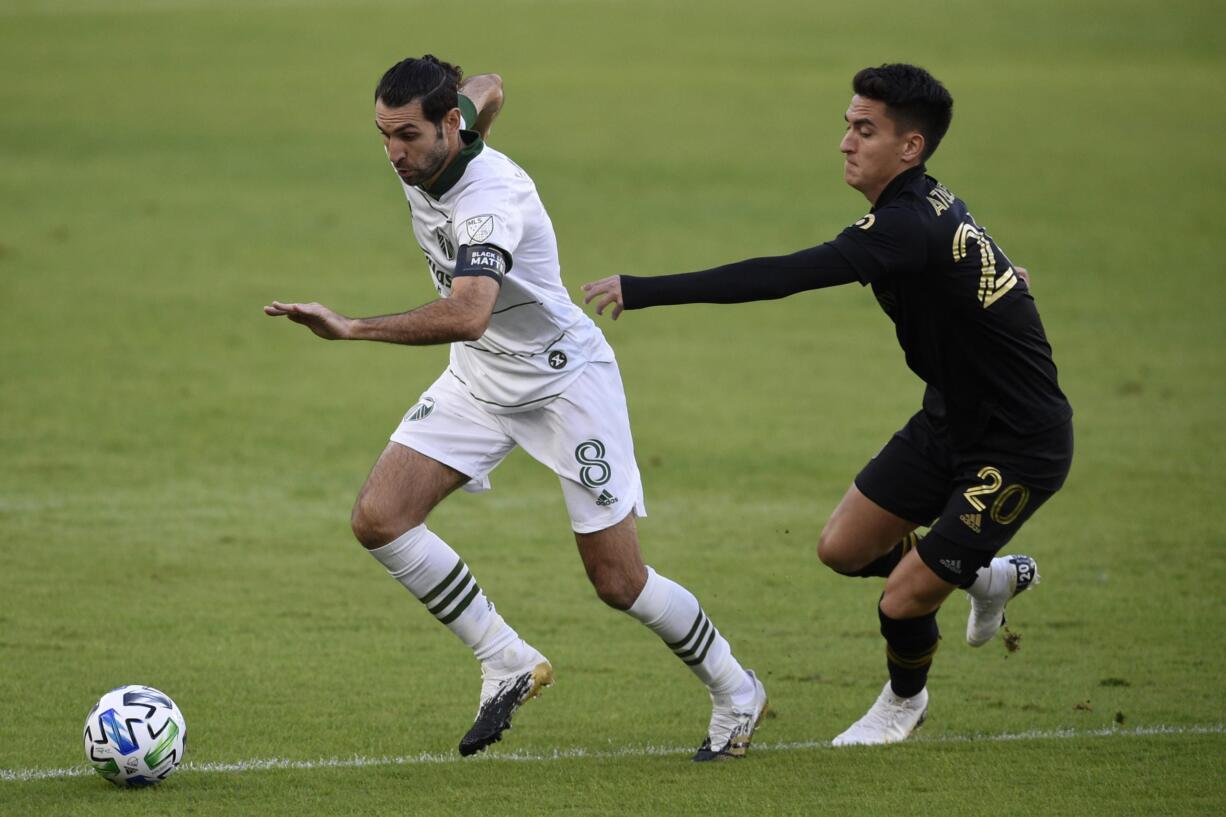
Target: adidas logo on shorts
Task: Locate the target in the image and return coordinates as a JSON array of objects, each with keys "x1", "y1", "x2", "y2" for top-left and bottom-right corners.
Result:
[
  {"x1": 959, "y1": 512, "x2": 982, "y2": 533},
  {"x1": 596, "y1": 489, "x2": 618, "y2": 507},
  {"x1": 939, "y1": 558, "x2": 963, "y2": 574}
]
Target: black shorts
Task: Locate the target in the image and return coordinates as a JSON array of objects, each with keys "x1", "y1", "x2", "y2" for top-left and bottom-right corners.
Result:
[{"x1": 854, "y1": 411, "x2": 1073, "y2": 584}]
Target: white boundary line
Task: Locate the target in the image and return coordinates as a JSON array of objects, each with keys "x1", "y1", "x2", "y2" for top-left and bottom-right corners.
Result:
[{"x1": 4, "y1": 724, "x2": 1223, "y2": 783}]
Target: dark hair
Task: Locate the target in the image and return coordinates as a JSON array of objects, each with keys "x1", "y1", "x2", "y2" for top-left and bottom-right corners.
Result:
[
  {"x1": 852, "y1": 64, "x2": 953, "y2": 160},
  {"x1": 374, "y1": 55, "x2": 462, "y2": 127}
]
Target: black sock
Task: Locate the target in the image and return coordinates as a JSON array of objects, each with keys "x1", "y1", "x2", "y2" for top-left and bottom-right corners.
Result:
[
  {"x1": 878, "y1": 604, "x2": 939, "y2": 698},
  {"x1": 835, "y1": 532, "x2": 919, "y2": 579}
]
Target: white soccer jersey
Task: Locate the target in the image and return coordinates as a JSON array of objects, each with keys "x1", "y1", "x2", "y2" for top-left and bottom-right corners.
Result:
[{"x1": 397, "y1": 129, "x2": 613, "y2": 413}]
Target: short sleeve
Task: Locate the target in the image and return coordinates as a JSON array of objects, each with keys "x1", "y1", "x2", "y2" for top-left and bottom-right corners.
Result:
[
  {"x1": 452, "y1": 181, "x2": 525, "y2": 267},
  {"x1": 829, "y1": 204, "x2": 928, "y2": 285}
]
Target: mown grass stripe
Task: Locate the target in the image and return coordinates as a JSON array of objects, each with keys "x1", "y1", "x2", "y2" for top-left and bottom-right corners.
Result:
[{"x1": 6, "y1": 724, "x2": 1222, "y2": 782}]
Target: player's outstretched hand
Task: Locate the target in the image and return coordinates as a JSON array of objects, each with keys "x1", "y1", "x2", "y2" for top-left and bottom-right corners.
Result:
[
  {"x1": 581, "y1": 276, "x2": 625, "y2": 320},
  {"x1": 263, "y1": 301, "x2": 353, "y2": 340}
]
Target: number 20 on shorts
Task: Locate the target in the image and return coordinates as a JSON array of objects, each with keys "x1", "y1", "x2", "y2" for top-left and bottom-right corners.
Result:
[{"x1": 962, "y1": 466, "x2": 1031, "y2": 525}]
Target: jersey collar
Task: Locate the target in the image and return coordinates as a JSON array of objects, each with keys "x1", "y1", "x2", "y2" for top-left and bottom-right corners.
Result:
[
  {"x1": 422, "y1": 130, "x2": 484, "y2": 200},
  {"x1": 873, "y1": 163, "x2": 926, "y2": 211}
]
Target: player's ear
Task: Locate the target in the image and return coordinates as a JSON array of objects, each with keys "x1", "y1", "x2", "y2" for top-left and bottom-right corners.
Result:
[
  {"x1": 443, "y1": 106, "x2": 463, "y2": 135},
  {"x1": 902, "y1": 131, "x2": 925, "y2": 163}
]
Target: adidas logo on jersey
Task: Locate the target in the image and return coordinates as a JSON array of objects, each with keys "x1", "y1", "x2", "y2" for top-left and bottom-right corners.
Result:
[
  {"x1": 596, "y1": 490, "x2": 618, "y2": 507},
  {"x1": 960, "y1": 513, "x2": 982, "y2": 533}
]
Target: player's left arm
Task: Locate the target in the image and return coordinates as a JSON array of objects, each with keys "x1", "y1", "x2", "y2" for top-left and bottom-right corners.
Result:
[
  {"x1": 458, "y1": 73, "x2": 504, "y2": 141},
  {"x1": 582, "y1": 243, "x2": 860, "y2": 319},
  {"x1": 264, "y1": 245, "x2": 505, "y2": 344}
]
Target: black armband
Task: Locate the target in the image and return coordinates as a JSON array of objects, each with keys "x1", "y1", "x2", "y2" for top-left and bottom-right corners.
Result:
[
  {"x1": 454, "y1": 243, "x2": 510, "y2": 283},
  {"x1": 620, "y1": 243, "x2": 859, "y2": 310}
]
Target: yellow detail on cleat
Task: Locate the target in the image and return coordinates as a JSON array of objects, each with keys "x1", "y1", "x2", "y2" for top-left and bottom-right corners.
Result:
[
  {"x1": 722, "y1": 697, "x2": 770, "y2": 759},
  {"x1": 528, "y1": 663, "x2": 554, "y2": 699}
]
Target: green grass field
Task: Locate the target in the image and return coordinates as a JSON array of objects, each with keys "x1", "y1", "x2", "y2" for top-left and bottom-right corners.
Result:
[{"x1": 2, "y1": 0, "x2": 1224, "y2": 814}]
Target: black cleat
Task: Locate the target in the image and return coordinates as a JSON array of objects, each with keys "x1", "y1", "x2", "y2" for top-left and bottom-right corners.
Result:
[{"x1": 458, "y1": 660, "x2": 553, "y2": 757}]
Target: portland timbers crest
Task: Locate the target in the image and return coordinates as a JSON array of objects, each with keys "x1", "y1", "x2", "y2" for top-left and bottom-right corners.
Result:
[{"x1": 405, "y1": 396, "x2": 435, "y2": 422}]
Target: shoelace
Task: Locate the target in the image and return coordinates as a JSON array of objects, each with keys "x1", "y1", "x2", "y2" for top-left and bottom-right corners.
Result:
[{"x1": 708, "y1": 707, "x2": 753, "y2": 744}]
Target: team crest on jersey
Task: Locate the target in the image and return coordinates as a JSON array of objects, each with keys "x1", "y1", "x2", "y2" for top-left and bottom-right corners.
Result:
[
  {"x1": 404, "y1": 396, "x2": 435, "y2": 422},
  {"x1": 462, "y1": 214, "x2": 495, "y2": 243},
  {"x1": 434, "y1": 227, "x2": 456, "y2": 261}
]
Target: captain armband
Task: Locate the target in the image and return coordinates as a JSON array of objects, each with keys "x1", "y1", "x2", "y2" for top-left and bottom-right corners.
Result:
[{"x1": 453, "y1": 243, "x2": 510, "y2": 284}]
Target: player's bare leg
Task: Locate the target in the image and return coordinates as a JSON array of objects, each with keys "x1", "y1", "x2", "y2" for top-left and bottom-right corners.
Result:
[
  {"x1": 577, "y1": 514, "x2": 768, "y2": 761},
  {"x1": 352, "y1": 442, "x2": 552, "y2": 756},
  {"x1": 818, "y1": 484, "x2": 1038, "y2": 645},
  {"x1": 351, "y1": 443, "x2": 468, "y2": 545},
  {"x1": 573, "y1": 511, "x2": 649, "y2": 610},
  {"x1": 818, "y1": 483, "x2": 919, "y2": 577}
]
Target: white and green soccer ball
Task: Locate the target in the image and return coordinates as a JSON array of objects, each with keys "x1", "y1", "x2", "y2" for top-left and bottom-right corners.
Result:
[{"x1": 83, "y1": 685, "x2": 187, "y2": 786}]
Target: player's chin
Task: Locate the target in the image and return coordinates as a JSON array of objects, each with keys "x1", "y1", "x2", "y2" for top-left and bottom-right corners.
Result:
[{"x1": 395, "y1": 168, "x2": 421, "y2": 184}]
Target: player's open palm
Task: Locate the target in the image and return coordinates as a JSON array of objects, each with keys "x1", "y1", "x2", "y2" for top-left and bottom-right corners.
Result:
[{"x1": 264, "y1": 300, "x2": 352, "y2": 340}]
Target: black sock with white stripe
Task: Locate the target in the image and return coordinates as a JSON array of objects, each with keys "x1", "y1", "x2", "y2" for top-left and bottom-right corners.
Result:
[
  {"x1": 368, "y1": 524, "x2": 518, "y2": 662},
  {"x1": 627, "y1": 567, "x2": 749, "y2": 699}
]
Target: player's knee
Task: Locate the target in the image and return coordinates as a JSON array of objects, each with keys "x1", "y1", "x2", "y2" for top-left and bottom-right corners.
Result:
[
  {"x1": 878, "y1": 586, "x2": 923, "y2": 620},
  {"x1": 817, "y1": 525, "x2": 858, "y2": 572},
  {"x1": 349, "y1": 500, "x2": 386, "y2": 549},
  {"x1": 350, "y1": 495, "x2": 422, "y2": 550},
  {"x1": 589, "y1": 567, "x2": 645, "y2": 611}
]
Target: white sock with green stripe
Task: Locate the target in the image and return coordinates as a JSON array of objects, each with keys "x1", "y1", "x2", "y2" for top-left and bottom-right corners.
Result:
[
  {"x1": 627, "y1": 566, "x2": 750, "y2": 699},
  {"x1": 368, "y1": 524, "x2": 518, "y2": 662}
]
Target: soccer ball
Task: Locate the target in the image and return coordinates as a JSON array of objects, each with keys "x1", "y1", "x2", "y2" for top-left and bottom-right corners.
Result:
[{"x1": 83, "y1": 685, "x2": 187, "y2": 786}]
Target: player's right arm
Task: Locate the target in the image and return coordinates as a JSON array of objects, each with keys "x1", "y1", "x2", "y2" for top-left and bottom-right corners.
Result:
[
  {"x1": 458, "y1": 73, "x2": 504, "y2": 141},
  {"x1": 582, "y1": 243, "x2": 860, "y2": 319}
]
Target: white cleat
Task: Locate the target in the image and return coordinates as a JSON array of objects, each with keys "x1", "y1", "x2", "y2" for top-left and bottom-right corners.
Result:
[
  {"x1": 966, "y1": 555, "x2": 1040, "y2": 647},
  {"x1": 459, "y1": 644, "x2": 553, "y2": 757},
  {"x1": 832, "y1": 681, "x2": 928, "y2": 747},
  {"x1": 693, "y1": 670, "x2": 769, "y2": 761}
]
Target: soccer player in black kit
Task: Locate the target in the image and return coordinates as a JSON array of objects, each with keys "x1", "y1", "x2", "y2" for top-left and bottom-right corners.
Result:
[{"x1": 583, "y1": 63, "x2": 1073, "y2": 745}]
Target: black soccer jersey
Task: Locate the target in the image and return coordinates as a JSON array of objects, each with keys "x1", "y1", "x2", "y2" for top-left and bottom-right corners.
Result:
[{"x1": 829, "y1": 165, "x2": 1071, "y2": 444}]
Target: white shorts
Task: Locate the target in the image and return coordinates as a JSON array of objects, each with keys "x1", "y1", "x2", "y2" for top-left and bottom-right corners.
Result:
[{"x1": 389, "y1": 361, "x2": 647, "y2": 534}]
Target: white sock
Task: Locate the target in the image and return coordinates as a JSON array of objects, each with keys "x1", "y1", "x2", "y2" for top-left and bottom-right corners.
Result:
[
  {"x1": 626, "y1": 566, "x2": 751, "y2": 700},
  {"x1": 367, "y1": 524, "x2": 518, "y2": 663},
  {"x1": 967, "y1": 558, "x2": 1002, "y2": 598}
]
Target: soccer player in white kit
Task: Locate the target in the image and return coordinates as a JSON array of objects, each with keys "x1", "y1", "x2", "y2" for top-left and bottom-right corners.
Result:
[{"x1": 264, "y1": 56, "x2": 767, "y2": 759}]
